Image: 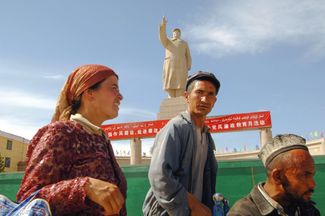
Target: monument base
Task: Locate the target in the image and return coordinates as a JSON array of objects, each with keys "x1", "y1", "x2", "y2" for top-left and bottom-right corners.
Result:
[{"x1": 157, "y1": 96, "x2": 187, "y2": 120}]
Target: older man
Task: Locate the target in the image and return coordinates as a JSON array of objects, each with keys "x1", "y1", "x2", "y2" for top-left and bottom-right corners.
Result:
[
  {"x1": 228, "y1": 134, "x2": 320, "y2": 216},
  {"x1": 143, "y1": 71, "x2": 220, "y2": 216}
]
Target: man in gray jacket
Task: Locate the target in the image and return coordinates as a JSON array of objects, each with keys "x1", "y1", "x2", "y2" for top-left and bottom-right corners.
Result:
[{"x1": 143, "y1": 71, "x2": 221, "y2": 216}]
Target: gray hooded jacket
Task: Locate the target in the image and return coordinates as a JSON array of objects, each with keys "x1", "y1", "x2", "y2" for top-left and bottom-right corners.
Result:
[{"x1": 142, "y1": 112, "x2": 217, "y2": 215}]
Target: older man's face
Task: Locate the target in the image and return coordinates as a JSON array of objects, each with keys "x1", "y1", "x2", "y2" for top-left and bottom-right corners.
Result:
[{"x1": 281, "y1": 150, "x2": 316, "y2": 203}]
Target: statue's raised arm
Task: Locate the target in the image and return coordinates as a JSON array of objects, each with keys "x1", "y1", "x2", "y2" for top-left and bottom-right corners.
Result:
[
  {"x1": 159, "y1": 16, "x2": 192, "y2": 98},
  {"x1": 159, "y1": 16, "x2": 169, "y2": 48}
]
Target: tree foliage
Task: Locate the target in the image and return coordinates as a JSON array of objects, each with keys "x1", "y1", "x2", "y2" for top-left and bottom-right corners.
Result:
[{"x1": 0, "y1": 153, "x2": 5, "y2": 173}]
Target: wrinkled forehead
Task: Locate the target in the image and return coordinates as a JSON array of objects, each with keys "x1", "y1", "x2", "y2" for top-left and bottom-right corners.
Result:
[
  {"x1": 287, "y1": 149, "x2": 315, "y2": 172},
  {"x1": 193, "y1": 79, "x2": 217, "y2": 92}
]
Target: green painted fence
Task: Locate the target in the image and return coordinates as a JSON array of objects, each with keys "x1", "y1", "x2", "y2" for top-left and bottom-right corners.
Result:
[{"x1": 1, "y1": 156, "x2": 324, "y2": 215}]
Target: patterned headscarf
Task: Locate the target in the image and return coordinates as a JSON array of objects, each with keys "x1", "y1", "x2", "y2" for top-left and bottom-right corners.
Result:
[{"x1": 51, "y1": 64, "x2": 118, "y2": 122}]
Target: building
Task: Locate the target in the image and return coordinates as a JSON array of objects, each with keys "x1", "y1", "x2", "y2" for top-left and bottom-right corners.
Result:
[
  {"x1": 214, "y1": 137, "x2": 325, "y2": 161},
  {"x1": 0, "y1": 130, "x2": 29, "y2": 172},
  {"x1": 114, "y1": 138, "x2": 325, "y2": 165}
]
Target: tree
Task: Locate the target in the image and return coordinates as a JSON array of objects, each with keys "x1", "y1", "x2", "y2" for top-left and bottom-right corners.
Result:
[{"x1": 0, "y1": 153, "x2": 5, "y2": 173}]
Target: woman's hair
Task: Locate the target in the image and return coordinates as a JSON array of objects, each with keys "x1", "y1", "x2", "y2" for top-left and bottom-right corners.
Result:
[
  {"x1": 70, "y1": 79, "x2": 106, "y2": 115},
  {"x1": 52, "y1": 64, "x2": 117, "y2": 123}
]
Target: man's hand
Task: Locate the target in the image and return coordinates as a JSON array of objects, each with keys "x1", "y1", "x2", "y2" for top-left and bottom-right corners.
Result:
[
  {"x1": 187, "y1": 192, "x2": 212, "y2": 216},
  {"x1": 85, "y1": 177, "x2": 124, "y2": 216}
]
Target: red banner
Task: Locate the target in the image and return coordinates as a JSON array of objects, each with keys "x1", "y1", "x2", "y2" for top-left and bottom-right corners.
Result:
[
  {"x1": 102, "y1": 111, "x2": 272, "y2": 140},
  {"x1": 206, "y1": 111, "x2": 271, "y2": 133}
]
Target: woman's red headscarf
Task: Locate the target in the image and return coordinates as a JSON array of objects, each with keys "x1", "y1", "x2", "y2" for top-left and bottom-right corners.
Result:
[{"x1": 51, "y1": 64, "x2": 118, "y2": 122}]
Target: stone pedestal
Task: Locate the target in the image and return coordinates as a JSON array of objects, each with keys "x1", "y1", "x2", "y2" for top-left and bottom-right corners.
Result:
[
  {"x1": 130, "y1": 138, "x2": 142, "y2": 165},
  {"x1": 157, "y1": 96, "x2": 187, "y2": 120},
  {"x1": 260, "y1": 128, "x2": 273, "y2": 147}
]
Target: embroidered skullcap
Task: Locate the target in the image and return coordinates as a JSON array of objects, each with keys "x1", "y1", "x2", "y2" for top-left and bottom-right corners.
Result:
[
  {"x1": 51, "y1": 64, "x2": 117, "y2": 122},
  {"x1": 186, "y1": 71, "x2": 221, "y2": 95},
  {"x1": 258, "y1": 134, "x2": 308, "y2": 167}
]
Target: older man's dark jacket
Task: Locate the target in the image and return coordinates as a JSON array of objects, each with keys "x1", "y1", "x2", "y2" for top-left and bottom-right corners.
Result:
[{"x1": 228, "y1": 184, "x2": 320, "y2": 216}]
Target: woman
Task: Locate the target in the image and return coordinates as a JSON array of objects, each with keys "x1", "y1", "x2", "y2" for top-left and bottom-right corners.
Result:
[{"x1": 17, "y1": 64, "x2": 127, "y2": 215}]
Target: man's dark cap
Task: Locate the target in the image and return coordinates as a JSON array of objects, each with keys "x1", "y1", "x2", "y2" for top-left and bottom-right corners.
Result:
[{"x1": 186, "y1": 71, "x2": 221, "y2": 95}]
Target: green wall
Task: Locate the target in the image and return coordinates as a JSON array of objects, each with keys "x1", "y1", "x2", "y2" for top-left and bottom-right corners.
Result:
[{"x1": 1, "y1": 156, "x2": 324, "y2": 215}]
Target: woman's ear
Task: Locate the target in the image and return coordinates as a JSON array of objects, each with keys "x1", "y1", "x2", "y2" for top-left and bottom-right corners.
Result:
[{"x1": 82, "y1": 89, "x2": 96, "y2": 102}]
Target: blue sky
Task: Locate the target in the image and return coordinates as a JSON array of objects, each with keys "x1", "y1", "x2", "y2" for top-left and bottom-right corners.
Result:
[{"x1": 0, "y1": 0, "x2": 324, "y2": 154}]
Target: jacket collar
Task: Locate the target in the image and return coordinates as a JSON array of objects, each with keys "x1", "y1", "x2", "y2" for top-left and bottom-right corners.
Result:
[
  {"x1": 179, "y1": 111, "x2": 210, "y2": 133},
  {"x1": 251, "y1": 183, "x2": 278, "y2": 215},
  {"x1": 179, "y1": 111, "x2": 192, "y2": 124},
  {"x1": 70, "y1": 113, "x2": 105, "y2": 136}
]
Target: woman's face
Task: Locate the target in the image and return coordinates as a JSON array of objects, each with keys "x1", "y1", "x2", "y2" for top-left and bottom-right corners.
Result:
[{"x1": 90, "y1": 75, "x2": 123, "y2": 121}]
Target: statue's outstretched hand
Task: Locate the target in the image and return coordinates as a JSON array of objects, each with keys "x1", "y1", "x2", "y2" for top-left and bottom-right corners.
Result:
[{"x1": 161, "y1": 16, "x2": 167, "y2": 28}]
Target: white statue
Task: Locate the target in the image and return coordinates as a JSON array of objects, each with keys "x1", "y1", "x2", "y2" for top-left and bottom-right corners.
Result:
[{"x1": 159, "y1": 16, "x2": 192, "y2": 98}]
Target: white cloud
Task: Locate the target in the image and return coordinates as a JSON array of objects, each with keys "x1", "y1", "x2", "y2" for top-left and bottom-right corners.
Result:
[
  {"x1": 186, "y1": 0, "x2": 325, "y2": 58},
  {"x1": 0, "y1": 60, "x2": 65, "y2": 80},
  {"x1": 0, "y1": 89, "x2": 55, "y2": 110},
  {"x1": 42, "y1": 74, "x2": 65, "y2": 80},
  {"x1": 0, "y1": 117, "x2": 40, "y2": 140}
]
